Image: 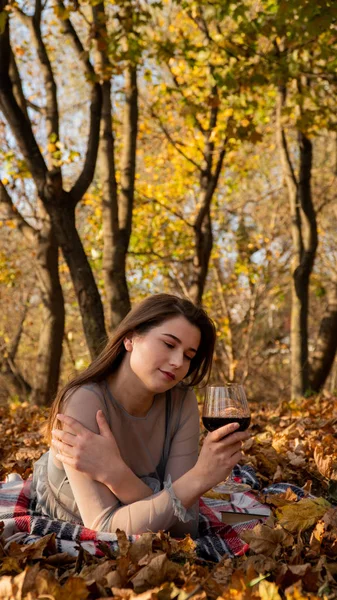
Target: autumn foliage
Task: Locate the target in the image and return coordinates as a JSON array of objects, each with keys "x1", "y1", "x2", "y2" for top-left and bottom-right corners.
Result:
[{"x1": 1, "y1": 395, "x2": 337, "y2": 599}]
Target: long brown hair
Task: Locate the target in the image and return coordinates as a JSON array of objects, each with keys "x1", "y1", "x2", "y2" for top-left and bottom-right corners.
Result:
[{"x1": 47, "y1": 294, "x2": 216, "y2": 440}]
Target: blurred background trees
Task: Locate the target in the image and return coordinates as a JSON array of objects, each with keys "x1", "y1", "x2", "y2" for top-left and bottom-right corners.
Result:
[{"x1": 1, "y1": 0, "x2": 337, "y2": 404}]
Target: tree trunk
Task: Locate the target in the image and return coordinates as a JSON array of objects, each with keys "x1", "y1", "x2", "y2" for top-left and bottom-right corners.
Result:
[
  {"x1": 189, "y1": 87, "x2": 226, "y2": 305},
  {"x1": 93, "y1": 0, "x2": 136, "y2": 330},
  {"x1": 189, "y1": 205, "x2": 213, "y2": 305},
  {"x1": 49, "y1": 197, "x2": 107, "y2": 357},
  {"x1": 310, "y1": 282, "x2": 337, "y2": 392},
  {"x1": 99, "y1": 77, "x2": 132, "y2": 330},
  {"x1": 276, "y1": 86, "x2": 318, "y2": 398},
  {"x1": 1, "y1": 181, "x2": 64, "y2": 404},
  {"x1": 0, "y1": 301, "x2": 32, "y2": 398},
  {"x1": 112, "y1": 61, "x2": 138, "y2": 325},
  {"x1": 30, "y1": 214, "x2": 65, "y2": 406}
]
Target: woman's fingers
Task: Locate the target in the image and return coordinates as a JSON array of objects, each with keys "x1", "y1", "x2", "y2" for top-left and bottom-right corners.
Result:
[
  {"x1": 96, "y1": 410, "x2": 111, "y2": 437},
  {"x1": 56, "y1": 414, "x2": 88, "y2": 435},
  {"x1": 54, "y1": 453, "x2": 76, "y2": 468},
  {"x1": 52, "y1": 429, "x2": 76, "y2": 446},
  {"x1": 212, "y1": 422, "x2": 240, "y2": 441},
  {"x1": 220, "y1": 431, "x2": 250, "y2": 448},
  {"x1": 52, "y1": 438, "x2": 74, "y2": 456}
]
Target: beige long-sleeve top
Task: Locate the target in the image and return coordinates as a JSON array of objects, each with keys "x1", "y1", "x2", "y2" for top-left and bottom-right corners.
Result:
[{"x1": 34, "y1": 382, "x2": 200, "y2": 538}]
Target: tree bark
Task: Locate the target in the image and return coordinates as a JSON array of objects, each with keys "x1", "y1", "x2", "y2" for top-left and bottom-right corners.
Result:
[
  {"x1": 189, "y1": 87, "x2": 226, "y2": 305},
  {"x1": 92, "y1": 0, "x2": 137, "y2": 329},
  {"x1": 0, "y1": 298, "x2": 32, "y2": 398},
  {"x1": 48, "y1": 197, "x2": 106, "y2": 357},
  {"x1": 1, "y1": 181, "x2": 65, "y2": 404},
  {"x1": 30, "y1": 211, "x2": 65, "y2": 406},
  {"x1": 310, "y1": 282, "x2": 337, "y2": 392},
  {"x1": 276, "y1": 85, "x2": 318, "y2": 398},
  {"x1": 98, "y1": 72, "x2": 134, "y2": 330}
]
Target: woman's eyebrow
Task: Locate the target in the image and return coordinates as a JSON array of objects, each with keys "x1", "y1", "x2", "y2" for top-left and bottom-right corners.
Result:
[{"x1": 162, "y1": 333, "x2": 197, "y2": 353}]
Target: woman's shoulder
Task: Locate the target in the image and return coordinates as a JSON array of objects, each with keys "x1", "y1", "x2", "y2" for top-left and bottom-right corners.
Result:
[{"x1": 62, "y1": 382, "x2": 109, "y2": 424}]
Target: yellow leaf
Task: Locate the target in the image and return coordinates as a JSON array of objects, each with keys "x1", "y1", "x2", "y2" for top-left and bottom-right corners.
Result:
[
  {"x1": 276, "y1": 497, "x2": 331, "y2": 533},
  {"x1": 203, "y1": 490, "x2": 231, "y2": 501},
  {"x1": 47, "y1": 142, "x2": 57, "y2": 153},
  {"x1": 259, "y1": 580, "x2": 282, "y2": 600}
]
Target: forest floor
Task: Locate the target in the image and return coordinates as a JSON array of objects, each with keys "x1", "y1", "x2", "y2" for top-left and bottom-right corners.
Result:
[{"x1": 1, "y1": 393, "x2": 337, "y2": 599}]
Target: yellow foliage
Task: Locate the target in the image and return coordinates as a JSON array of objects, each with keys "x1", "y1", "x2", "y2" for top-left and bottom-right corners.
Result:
[{"x1": 276, "y1": 497, "x2": 331, "y2": 533}]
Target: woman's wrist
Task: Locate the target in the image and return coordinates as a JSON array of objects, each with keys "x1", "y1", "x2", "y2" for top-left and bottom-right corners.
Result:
[
  {"x1": 170, "y1": 466, "x2": 205, "y2": 510},
  {"x1": 101, "y1": 458, "x2": 128, "y2": 488}
]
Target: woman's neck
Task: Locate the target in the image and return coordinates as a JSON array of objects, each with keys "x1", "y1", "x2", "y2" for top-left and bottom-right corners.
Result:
[{"x1": 106, "y1": 358, "x2": 155, "y2": 417}]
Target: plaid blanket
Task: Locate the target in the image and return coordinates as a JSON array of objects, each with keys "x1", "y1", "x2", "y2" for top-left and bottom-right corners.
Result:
[{"x1": 0, "y1": 465, "x2": 305, "y2": 562}]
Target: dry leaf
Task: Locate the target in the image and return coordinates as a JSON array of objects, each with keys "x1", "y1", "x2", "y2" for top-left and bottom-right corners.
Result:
[
  {"x1": 314, "y1": 447, "x2": 337, "y2": 480},
  {"x1": 203, "y1": 490, "x2": 231, "y2": 500},
  {"x1": 272, "y1": 465, "x2": 284, "y2": 483},
  {"x1": 116, "y1": 529, "x2": 131, "y2": 557},
  {"x1": 286, "y1": 452, "x2": 306, "y2": 467},
  {"x1": 243, "y1": 555, "x2": 277, "y2": 575},
  {"x1": 265, "y1": 488, "x2": 298, "y2": 508},
  {"x1": 259, "y1": 580, "x2": 282, "y2": 600},
  {"x1": 129, "y1": 533, "x2": 154, "y2": 564},
  {"x1": 240, "y1": 523, "x2": 293, "y2": 557},
  {"x1": 62, "y1": 577, "x2": 89, "y2": 600},
  {"x1": 275, "y1": 564, "x2": 312, "y2": 591},
  {"x1": 131, "y1": 553, "x2": 181, "y2": 593},
  {"x1": 82, "y1": 559, "x2": 116, "y2": 585},
  {"x1": 169, "y1": 534, "x2": 196, "y2": 557},
  {"x1": 276, "y1": 497, "x2": 331, "y2": 533}
]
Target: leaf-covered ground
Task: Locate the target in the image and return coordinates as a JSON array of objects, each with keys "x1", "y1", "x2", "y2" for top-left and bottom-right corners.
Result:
[{"x1": 1, "y1": 394, "x2": 337, "y2": 599}]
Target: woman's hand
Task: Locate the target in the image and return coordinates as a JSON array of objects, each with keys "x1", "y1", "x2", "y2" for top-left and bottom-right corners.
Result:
[
  {"x1": 52, "y1": 410, "x2": 124, "y2": 485},
  {"x1": 194, "y1": 422, "x2": 250, "y2": 492}
]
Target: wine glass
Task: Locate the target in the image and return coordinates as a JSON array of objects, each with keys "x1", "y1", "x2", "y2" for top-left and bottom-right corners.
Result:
[{"x1": 202, "y1": 384, "x2": 251, "y2": 493}]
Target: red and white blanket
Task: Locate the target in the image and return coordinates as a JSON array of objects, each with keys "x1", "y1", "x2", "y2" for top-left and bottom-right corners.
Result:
[{"x1": 0, "y1": 465, "x2": 304, "y2": 562}]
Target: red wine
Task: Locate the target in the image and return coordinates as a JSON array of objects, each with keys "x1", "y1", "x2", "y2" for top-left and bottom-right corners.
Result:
[{"x1": 202, "y1": 416, "x2": 251, "y2": 432}]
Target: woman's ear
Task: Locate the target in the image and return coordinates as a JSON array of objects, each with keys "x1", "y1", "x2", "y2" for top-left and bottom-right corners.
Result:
[{"x1": 123, "y1": 336, "x2": 133, "y2": 352}]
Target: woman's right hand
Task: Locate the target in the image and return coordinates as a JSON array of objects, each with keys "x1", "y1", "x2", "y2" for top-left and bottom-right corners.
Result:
[
  {"x1": 51, "y1": 410, "x2": 124, "y2": 485},
  {"x1": 194, "y1": 422, "x2": 250, "y2": 492}
]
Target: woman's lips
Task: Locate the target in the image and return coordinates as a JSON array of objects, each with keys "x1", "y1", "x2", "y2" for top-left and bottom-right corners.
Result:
[{"x1": 159, "y1": 369, "x2": 176, "y2": 381}]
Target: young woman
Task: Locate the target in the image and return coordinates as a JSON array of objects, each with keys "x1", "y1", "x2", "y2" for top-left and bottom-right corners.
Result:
[{"x1": 32, "y1": 294, "x2": 249, "y2": 538}]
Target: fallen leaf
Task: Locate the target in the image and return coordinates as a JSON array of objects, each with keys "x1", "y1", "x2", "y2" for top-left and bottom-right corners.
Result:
[
  {"x1": 81, "y1": 559, "x2": 116, "y2": 585},
  {"x1": 276, "y1": 497, "x2": 331, "y2": 533},
  {"x1": 265, "y1": 488, "x2": 298, "y2": 508},
  {"x1": 240, "y1": 523, "x2": 293, "y2": 557},
  {"x1": 314, "y1": 447, "x2": 337, "y2": 480},
  {"x1": 62, "y1": 576, "x2": 89, "y2": 600},
  {"x1": 116, "y1": 529, "x2": 131, "y2": 557},
  {"x1": 275, "y1": 564, "x2": 312, "y2": 591},
  {"x1": 129, "y1": 533, "x2": 154, "y2": 564},
  {"x1": 286, "y1": 452, "x2": 306, "y2": 467},
  {"x1": 259, "y1": 580, "x2": 282, "y2": 600},
  {"x1": 131, "y1": 553, "x2": 182, "y2": 593},
  {"x1": 243, "y1": 555, "x2": 277, "y2": 575},
  {"x1": 272, "y1": 465, "x2": 284, "y2": 483}
]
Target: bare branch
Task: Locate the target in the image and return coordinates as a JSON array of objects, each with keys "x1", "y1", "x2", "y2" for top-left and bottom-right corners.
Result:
[
  {"x1": 137, "y1": 193, "x2": 194, "y2": 227},
  {"x1": 0, "y1": 8, "x2": 47, "y2": 192},
  {"x1": 0, "y1": 181, "x2": 36, "y2": 241},
  {"x1": 56, "y1": 0, "x2": 95, "y2": 78},
  {"x1": 70, "y1": 81, "x2": 102, "y2": 204},
  {"x1": 147, "y1": 102, "x2": 201, "y2": 171},
  {"x1": 9, "y1": 49, "x2": 29, "y2": 118}
]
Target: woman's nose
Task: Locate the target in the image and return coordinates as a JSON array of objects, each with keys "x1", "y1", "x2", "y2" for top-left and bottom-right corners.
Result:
[{"x1": 169, "y1": 349, "x2": 184, "y2": 368}]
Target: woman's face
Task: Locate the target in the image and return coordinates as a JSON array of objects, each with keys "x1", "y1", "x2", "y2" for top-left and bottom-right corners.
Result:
[{"x1": 125, "y1": 315, "x2": 201, "y2": 394}]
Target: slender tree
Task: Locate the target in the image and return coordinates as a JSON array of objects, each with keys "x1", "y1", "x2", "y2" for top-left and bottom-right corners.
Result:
[{"x1": 0, "y1": 0, "x2": 106, "y2": 358}]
